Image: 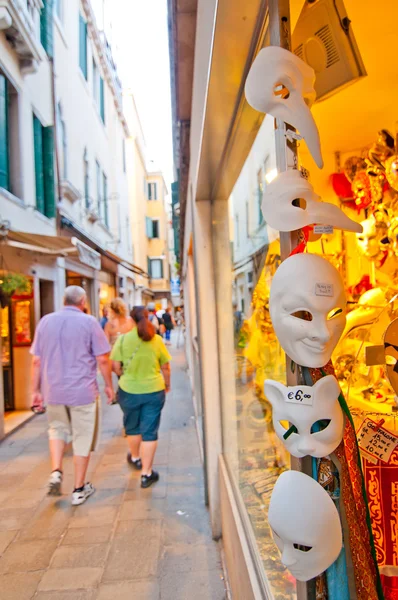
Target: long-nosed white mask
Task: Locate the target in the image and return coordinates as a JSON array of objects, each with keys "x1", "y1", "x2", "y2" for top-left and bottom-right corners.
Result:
[
  {"x1": 270, "y1": 254, "x2": 347, "y2": 368},
  {"x1": 264, "y1": 376, "x2": 344, "y2": 458},
  {"x1": 268, "y1": 470, "x2": 342, "y2": 582},
  {"x1": 262, "y1": 170, "x2": 362, "y2": 233},
  {"x1": 245, "y1": 46, "x2": 323, "y2": 168}
]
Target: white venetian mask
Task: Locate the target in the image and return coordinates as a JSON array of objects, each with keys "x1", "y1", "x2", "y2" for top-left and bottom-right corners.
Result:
[
  {"x1": 263, "y1": 375, "x2": 344, "y2": 458},
  {"x1": 268, "y1": 470, "x2": 342, "y2": 581},
  {"x1": 269, "y1": 254, "x2": 347, "y2": 368},
  {"x1": 262, "y1": 170, "x2": 362, "y2": 233},
  {"x1": 245, "y1": 46, "x2": 323, "y2": 168}
]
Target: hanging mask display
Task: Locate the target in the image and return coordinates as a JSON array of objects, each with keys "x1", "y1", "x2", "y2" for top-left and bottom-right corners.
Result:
[
  {"x1": 356, "y1": 216, "x2": 389, "y2": 261},
  {"x1": 245, "y1": 46, "x2": 323, "y2": 168},
  {"x1": 263, "y1": 375, "x2": 344, "y2": 458},
  {"x1": 383, "y1": 318, "x2": 398, "y2": 395},
  {"x1": 262, "y1": 170, "x2": 362, "y2": 233},
  {"x1": 269, "y1": 253, "x2": 347, "y2": 368},
  {"x1": 268, "y1": 470, "x2": 342, "y2": 582}
]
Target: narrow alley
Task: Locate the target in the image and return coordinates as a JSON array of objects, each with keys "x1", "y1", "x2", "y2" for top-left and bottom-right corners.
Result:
[{"x1": 0, "y1": 343, "x2": 226, "y2": 600}]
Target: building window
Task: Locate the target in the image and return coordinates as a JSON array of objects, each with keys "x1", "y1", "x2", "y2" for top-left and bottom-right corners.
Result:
[
  {"x1": 148, "y1": 182, "x2": 157, "y2": 200},
  {"x1": 146, "y1": 217, "x2": 160, "y2": 239},
  {"x1": 83, "y1": 148, "x2": 89, "y2": 209},
  {"x1": 148, "y1": 258, "x2": 163, "y2": 279},
  {"x1": 56, "y1": 102, "x2": 67, "y2": 179},
  {"x1": 79, "y1": 14, "x2": 88, "y2": 80},
  {"x1": 96, "y1": 160, "x2": 101, "y2": 214},
  {"x1": 92, "y1": 60, "x2": 98, "y2": 102},
  {"x1": 122, "y1": 139, "x2": 126, "y2": 173},
  {"x1": 257, "y1": 167, "x2": 264, "y2": 225},
  {"x1": 99, "y1": 77, "x2": 105, "y2": 124},
  {"x1": 54, "y1": 0, "x2": 63, "y2": 21},
  {"x1": 40, "y1": 0, "x2": 54, "y2": 56},
  {"x1": 102, "y1": 172, "x2": 108, "y2": 227},
  {"x1": 33, "y1": 114, "x2": 55, "y2": 218}
]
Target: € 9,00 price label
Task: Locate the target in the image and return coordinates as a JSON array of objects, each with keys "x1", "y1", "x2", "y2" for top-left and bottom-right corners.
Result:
[{"x1": 357, "y1": 418, "x2": 398, "y2": 464}]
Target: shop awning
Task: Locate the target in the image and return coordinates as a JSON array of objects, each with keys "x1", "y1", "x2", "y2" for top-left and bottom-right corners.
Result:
[{"x1": 5, "y1": 232, "x2": 102, "y2": 270}]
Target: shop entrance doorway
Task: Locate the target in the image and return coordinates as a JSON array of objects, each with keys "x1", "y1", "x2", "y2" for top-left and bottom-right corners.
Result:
[
  {"x1": 39, "y1": 280, "x2": 54, "y2": 317},
  {"x1": 1, "y1": 305, "x2": 13, "y2": 411},
  {"x1": 66, "y1": 271, "x2": 93, "y2": 314}
]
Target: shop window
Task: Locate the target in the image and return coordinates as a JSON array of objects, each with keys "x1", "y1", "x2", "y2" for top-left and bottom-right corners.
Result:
[
  {"x1": 33, "y1": 114, "x2": 55, "y2": 219},
  {"x1": 148, "y1": 182, "x2": 157, "y2": 200},
  {"x1": 148, "y1": 258, "x2": 163, "y2": 279},
  {"x1": 79, "y1": 13, "x2": 88, "y2": 80},
  {"x1": 0, "y1": 74, "x2": 21, "y2": 198}
]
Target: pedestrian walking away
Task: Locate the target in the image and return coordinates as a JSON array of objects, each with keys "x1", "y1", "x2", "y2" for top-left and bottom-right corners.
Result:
[
  {"x1": 104, "y1": 297, "x2": 133, "y2": 347},
  {"x1": 162, "y1": 307, "x2": 176, "y2": 345},
  {"x1": 30, "y1": 286, "x2": 115, "y2": 505},
  {"x1": 99, "y1": 306, "x2": 109, "y2": 329},
  {"x1": 111, "y1": 305, "x2": 171, "y2": 488},
  {"x1": 147, "y1": 301, "x2": 160, "y2": 333}
]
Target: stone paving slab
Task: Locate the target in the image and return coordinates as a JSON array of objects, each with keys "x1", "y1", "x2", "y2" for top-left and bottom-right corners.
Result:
[{"x1": 0, "y1": 342, "x2": 227, "y2": 599}]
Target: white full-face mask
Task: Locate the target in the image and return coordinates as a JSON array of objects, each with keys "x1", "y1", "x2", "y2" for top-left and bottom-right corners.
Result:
[
  {"x1": 245, "y1": 46, "x2": 323, "y2": 168},
  {"x1": 262, "y1": 170, "x2": 363, "y2": 233},
  {"x1": 268, "y1": 470, "x2": 342, "y2": 581},
  {"x1": 270, "y1": 254, "x2": 347, "y2": 368},
  {"x1": 263, "y1": 375, "x2": 344, "y2": 458}
]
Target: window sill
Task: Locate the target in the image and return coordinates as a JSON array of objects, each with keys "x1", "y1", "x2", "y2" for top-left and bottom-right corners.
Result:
[{"x1": 0, "y1": 187, "x2": 25, "y2": 208}]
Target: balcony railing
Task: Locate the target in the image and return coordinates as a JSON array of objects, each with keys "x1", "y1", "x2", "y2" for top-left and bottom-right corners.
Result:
[{"x1": 0, "y1": 0, "x2": 43, "y2": 73}]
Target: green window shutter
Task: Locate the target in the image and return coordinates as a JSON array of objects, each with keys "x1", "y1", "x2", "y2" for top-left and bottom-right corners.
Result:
[
  {"x1": 0, "y1": 75, "x2": 9, "y2": 190},
  {"x1": 146, "y1": 216, "x2": 153, "y2": 238},
  {"x1": 160, "y1": 259, "x2": 164, "y2": 278},
  {"x1": 40, "y1": 0, "x2": 54, "y2": 57},
  {"x1": 147, "y1": 257, "x2": 151, "y2": 276},
  {"x1": 148, "y1": 183, "x2": 152, "y2": 200},
  {"x1": 153, "y1": 183, "x2": 157, "y2": 200},
  {"x1": 79, "y1": 14, "x2": 88, "y2": 79},
  {"x1": 42, "y1": 126, "x2": 55, "y2": 218},
  {"x1": 99, "y1": 77, "x2": 105, "y2": 123},
  {"x1": 103, "y1": 172, "x2": 108, "y2": 227},
  {"x1": 33, "y1": 115, "x2": 45, "y2": 214}
]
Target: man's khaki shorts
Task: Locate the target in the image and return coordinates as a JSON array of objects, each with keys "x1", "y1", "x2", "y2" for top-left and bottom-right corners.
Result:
[{"x1": 47, "y1": 401, "x2": 99, "y2": 457}]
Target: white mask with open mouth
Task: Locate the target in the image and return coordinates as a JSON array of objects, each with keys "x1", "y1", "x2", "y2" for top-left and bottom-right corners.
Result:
[
  {"x1": 262, "y1": 170, "x2": 363, "y2": 233},
  {"x1": 263, "y1": 375, "x2": 344, "y2": 458},
  {"x1": 245, "y1": 46, "x2": 323, "y2": 168},
  {"x1": 269, "y1": 254, "x2": 347, "y2": 368},
  {"x1": 268, "y1": 470, "x2": 342, "y2": 582}
]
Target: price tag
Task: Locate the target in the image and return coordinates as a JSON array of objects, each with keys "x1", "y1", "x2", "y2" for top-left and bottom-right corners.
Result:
[
  {"x1": 357, "y1": 418, "x2": 398, "y2": 464},
  {"x1": 314, "y1": 225, "x2": 334, "y2": 234},
  {"x1": 315, "y1": 283, "x2": 334, "y2": 297},
  {"x1": 285, "y1": 388, "x2": 313, "y2": 406}
]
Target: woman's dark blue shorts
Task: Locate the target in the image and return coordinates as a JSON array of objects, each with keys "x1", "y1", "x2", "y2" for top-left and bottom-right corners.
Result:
[{"x1": 117, "y1": 388, "x2": 166, "y2": 441}]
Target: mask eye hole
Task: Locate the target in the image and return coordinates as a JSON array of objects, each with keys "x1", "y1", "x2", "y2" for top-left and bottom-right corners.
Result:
[
  {"x1": 327, "y1": 307, "x2": 343, "y2": 320},
  {"x1": 273, "y1": 83, "x2": 290, "y2": 100},
  {"x1": 310, "y1": 419, "x2": 331, "y2": 434},
  {"x1": 279, "y1": 420, "x2": 298, "y2": 433},
  {"x1": 294, "y1": 543, "x2": 312, "y2": 552},
  {"x1": 292, "y1": 198, "x2": 307, "y2": 210},
  {"x1": 291, "y1": 311, "x2": 313, "y2": 321}
]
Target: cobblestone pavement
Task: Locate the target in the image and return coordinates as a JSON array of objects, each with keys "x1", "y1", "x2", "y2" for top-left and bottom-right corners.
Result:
[{"x1": 0, "y1": 342, "x2": 226, "y2": 600}]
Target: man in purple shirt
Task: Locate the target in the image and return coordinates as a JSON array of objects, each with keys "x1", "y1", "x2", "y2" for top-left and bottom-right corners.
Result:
[{"x1": 30, "y1": 286, "x2": 114, "y2": 505}]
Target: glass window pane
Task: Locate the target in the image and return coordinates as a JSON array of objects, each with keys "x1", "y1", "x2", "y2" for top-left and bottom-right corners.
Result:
[{"x1": 151, "y1": 259, "x2": 162, "y2": 279}]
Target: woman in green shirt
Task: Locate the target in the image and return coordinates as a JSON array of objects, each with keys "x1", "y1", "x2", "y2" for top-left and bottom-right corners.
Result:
[{"x1": 111, "y1": 306, "x2": 171, "y2": 488}]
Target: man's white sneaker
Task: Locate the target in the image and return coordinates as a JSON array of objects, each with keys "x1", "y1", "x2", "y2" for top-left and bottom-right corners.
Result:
[
  {"x1": 72, "y1": 482, "x2": 95, "y2": 506},
  {"x1": 47, "y1": 470, "x2": 62, "y2": 496}
]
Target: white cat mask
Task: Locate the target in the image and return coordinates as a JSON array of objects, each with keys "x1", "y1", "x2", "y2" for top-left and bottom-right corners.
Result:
[
  {"x1": 245, "y1": 46, "x2": 323, "y2": 168},
  {"x1": 269, "y1": 470, "x2": 342, "y2": 582},
  {"x1": 262, "y1": 170, "x2": 362, "y2": 233},
  {"x1": 264, "y1": 376, "x2": 344, "y2": 458}
]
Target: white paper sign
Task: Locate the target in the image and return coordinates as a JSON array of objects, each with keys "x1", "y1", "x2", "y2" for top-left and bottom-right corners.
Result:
[
  {"x1": 357, "y1": 418, "x2": 398, "y2": 463},
  {"x1": 314, "y1": 225, "x2": 334, "y2": 234},
  {"x1": 285, "y1": 389, "x2": 313, "y2": 406},
  {"x1": 315, "y1": 283, "x2": 334, "y2": 297}
]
